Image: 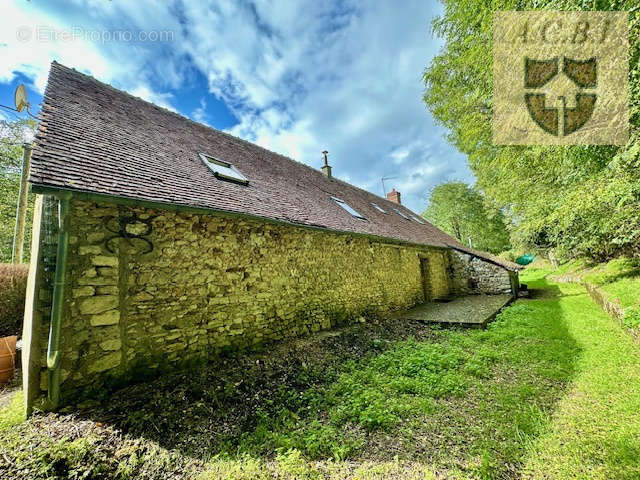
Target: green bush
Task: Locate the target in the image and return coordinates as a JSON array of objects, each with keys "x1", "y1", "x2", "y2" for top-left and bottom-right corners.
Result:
[{"x1": 0, "y1": 263, "x2": 28, "y2": 338}]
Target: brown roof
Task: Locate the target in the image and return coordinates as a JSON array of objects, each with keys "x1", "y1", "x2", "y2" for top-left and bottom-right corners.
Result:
[{"x1": 30, "y1": 62, "x2": 519, "y2": 271}]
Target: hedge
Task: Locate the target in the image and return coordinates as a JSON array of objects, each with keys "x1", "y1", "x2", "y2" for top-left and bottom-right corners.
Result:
[{"x1": 0, "y1": 264, "x2": 28, "y2": 338}]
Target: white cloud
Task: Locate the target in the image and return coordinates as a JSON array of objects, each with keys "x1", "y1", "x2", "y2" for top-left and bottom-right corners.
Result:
[
  {"x1": 130, "y1": 85, "x2": 176, "y2": 112},
  {"x1": 192, "y1": 98, "x2": 209, "y2": 125},
  {"x1": 0, "y1": 1, "x2": 179, "y2": 106},
  {"x1": 177, "y1": 1, "x2": 472, "y2": 211},
  {"x1": 0, "y1": 0, "x2": 472, "y2": 212}
]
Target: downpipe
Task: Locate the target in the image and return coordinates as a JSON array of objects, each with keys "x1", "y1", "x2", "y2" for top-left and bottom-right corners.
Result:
[{"x1": 46, "y1": 191, "x2": 72, "y2": 409}]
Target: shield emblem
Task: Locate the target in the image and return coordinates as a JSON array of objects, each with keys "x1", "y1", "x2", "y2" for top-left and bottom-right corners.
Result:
[{"x1": 524, "y1": 57, "x2": 597, "y2": 136}]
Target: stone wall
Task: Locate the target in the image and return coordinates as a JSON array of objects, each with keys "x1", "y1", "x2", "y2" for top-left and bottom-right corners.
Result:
[
  {"x1": 31, "y1": 199, "x2": 455, "y2": 405},
  {"x1": 450, "y1": 250, "x2": 516, "y2": 296}
]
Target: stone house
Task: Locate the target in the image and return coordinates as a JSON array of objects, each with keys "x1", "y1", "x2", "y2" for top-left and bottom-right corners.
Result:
[{"x1": 22, "y1": 62, "x2": 520, "y2": 413}]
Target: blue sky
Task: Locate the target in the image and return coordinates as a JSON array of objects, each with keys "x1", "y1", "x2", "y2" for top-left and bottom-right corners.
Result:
[{"x1": 0, "y1": 0, "x2": 473, "y2": 213}]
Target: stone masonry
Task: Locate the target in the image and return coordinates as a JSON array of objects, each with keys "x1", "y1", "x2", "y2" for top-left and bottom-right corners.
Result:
[
  {"x1": 450, "y1": 250, "x2": 517, "y2": 295},
  {"x1": 32, "y1": 199, "x2": 456, "y2": 404}
]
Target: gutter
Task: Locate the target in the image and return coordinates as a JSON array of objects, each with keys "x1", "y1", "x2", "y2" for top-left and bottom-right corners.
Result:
[{"x1": 46, "y1": 190, "x2": 72, "y2": 409}]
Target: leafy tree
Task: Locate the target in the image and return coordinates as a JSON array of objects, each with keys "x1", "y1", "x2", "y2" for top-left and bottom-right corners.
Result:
[
  {"x1": 423, "y1": 0, "x2": 640, "y2": 262},
  {"x1": 0, "y1": 118, "x2": 37, "y2": 263},
  {"x1": 423, "y1": 181, "x2": 510, "y2": 254}
]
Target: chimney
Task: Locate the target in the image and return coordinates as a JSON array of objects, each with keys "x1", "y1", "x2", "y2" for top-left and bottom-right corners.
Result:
[
  {"x1": 386, "y1": 188, "x2": 401, "y2": 204},
  {"x1": 321, "y1": 150, "x2": 332, "y2": 179}
]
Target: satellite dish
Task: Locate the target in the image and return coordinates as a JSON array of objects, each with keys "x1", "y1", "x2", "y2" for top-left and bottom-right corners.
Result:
[{"x1": 14, "y1": 84, "x2": 29, "y2": 112}]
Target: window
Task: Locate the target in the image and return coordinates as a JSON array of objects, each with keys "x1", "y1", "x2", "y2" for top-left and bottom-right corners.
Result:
[
  {"x1": 199, "y1": 153, "x2": 248, "y2": 185},
  {"x1": 393, "y1": 208, "x2": 411, "y2": 220},
  {"x1": 371, "y1": 202, "x2": 387, "y2": 214},
  {"x1": 412, "y1": 215, "x2": 425, "y2": 224},
  {"x1": 331, "y1": 197, "x2": 367, "y2": 220}
]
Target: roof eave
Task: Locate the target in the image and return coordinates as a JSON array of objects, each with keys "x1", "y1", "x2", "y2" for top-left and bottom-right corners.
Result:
[{"x1": 30, "y1": 183, "x2": 451, "y2": 252}]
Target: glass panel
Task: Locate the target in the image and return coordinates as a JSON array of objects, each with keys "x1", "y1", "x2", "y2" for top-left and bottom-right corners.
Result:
[
  {"x1": 371, "y1": 202, "x2": 387, "y2": 214},
  {"x1": 393, "y1": 208, "x2": 410, "y2": 220},
  {"x1": 331, "y1": 197, "x2": 367, "y2": 220},
  {"x1": 199, "y1": 153, "x2": 248, "y2": 184}
]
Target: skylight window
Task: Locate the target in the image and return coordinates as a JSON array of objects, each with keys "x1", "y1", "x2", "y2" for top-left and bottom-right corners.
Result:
[
  {"x1": 371, "y1": 202, "x2": 387, "y2": 214},
  {"x1": 412, "y1": 216, "x2": 426, "y2": 224},
  {"x1": 393, "y1": 208, "x2": 411, "y2": 220},
  {"x1": 331, "y1": 197, "x2": 367, "y2": 220},
  {"x1": 199, "y1": 153, "x2": 248, "y2": 185}
]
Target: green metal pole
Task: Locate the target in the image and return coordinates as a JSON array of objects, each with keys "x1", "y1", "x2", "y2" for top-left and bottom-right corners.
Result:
[
  {"x1": 11, "y1": 143, "x2": 33, "y2": 264},
  {"x1": 46, "y1": 191, "x2": 72, "y2": 409}
]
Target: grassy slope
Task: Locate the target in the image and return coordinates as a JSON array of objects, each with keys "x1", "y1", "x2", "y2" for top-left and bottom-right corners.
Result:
[
  {"x1": 552, "y1": 257, "x2": 640, "y2": 328},
  {"x1": 521, "y1": 268, "x2": 640, "y2": 480},
  {"x1": 0, "y1": 268, "x2": 639, "y2": 479}
]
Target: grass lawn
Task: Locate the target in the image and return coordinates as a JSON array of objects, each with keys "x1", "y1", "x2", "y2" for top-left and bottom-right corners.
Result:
[
  {"x1": 551, "y1": 257, "x2": 640, "y2": 330},
  {"x1": 1, "y1": 268, "x2": 639, "y2": 479}
]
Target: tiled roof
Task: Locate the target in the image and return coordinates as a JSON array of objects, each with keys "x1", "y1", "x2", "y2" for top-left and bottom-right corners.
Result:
[{"x1": 30, "y1": 62, "x2": 519, "y2": 271}]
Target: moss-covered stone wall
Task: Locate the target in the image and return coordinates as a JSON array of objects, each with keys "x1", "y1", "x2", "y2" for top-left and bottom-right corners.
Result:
[
  {"x1": 450, "y1": 250, "x2": 516, "y2": 296},
  {"x1": 36, "y1": 200, "x2": 453, "y2": 404}
]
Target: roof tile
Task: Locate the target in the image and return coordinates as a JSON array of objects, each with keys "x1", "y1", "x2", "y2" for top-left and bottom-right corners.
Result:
[{"x1": 30, "y1": 62, "x2": 519, "y2": 271}]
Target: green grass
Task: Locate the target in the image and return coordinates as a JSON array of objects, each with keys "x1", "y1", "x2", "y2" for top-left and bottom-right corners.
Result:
[
  {"x1": 1, "y1": 269, "x2": 639, "y2": 478},
  {"x1": 551, "y1": 257, "x2": 640, "y2": 329},
  {"x1": 0, "y1": 390, "x2": 24, "y2": 433}
]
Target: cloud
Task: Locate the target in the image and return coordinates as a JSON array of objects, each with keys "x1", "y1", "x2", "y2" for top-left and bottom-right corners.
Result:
[
  {"x1": 0, "y1": 1, "x2": 179, "y2": 106},
  {"x1": 177, "y1": 0, "x2": 472, "y2": 210},
  {"x1": 0, "y1": 0, "x2": 472, "y2": 212},
  {"x1": 130, "y1": 85, "x2": 176, "y2": 112}
]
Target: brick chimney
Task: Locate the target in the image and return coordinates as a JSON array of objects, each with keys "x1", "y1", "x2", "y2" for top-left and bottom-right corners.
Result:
[
  {"x1": 321, "y1": 150, "x2": 332, "y2": 179},
  {"x1": 386, "y1": 188, "x2": 401, "y2": 204}
]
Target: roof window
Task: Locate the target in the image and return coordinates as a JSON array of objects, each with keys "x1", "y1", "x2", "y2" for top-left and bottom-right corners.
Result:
[
  {"x1": 393, "y1": 208, "x2": 411, "y2": 220},
  {"x1": 331, "y1": 197, "x2": 367, "y2": 220},
  {"x1": 371, "y1": 202, "x2": 387, "y2": 214},
  {"x1": 412, "y1": 215, "x2": 425, "y2": 224},
  {"x1": 199, "y1": 153, "x2": 248, "y2": 185}
]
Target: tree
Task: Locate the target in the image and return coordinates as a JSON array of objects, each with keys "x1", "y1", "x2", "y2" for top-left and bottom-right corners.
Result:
[
  {"x1": 0, "y1": 118, "x2": 37, "y2": 262},
  {"x1": 423, "y1": 181, "x2": 510, "y2": 254},
  {"x1": 423, "y1": 0, "x2": 640, "y2": 261}
]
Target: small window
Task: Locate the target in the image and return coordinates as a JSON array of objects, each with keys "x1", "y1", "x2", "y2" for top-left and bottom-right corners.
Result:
[
  {"x1": 331, "y1": 197, "x2": 367, "y2": 220},
  {"x1": 393, "y1": 208, "x2": 411, "y2": 220},
  {"x1": 412, "y1": 215, "x2": 425, "y2": 224},
  {"x1": 371, "y1": 202, "x2": 387, "y2": 214},
  {"x1": 199, "y1": 153, "x2": 248, "y2": 185}
]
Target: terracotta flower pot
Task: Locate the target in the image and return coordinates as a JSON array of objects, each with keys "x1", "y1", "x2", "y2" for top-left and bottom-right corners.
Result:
[{"x1": 0, "y1": 336, "x2": 17, "y2": 384}]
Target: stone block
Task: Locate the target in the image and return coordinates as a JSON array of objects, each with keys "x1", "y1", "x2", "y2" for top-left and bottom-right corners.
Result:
[
  {"x1": 87, "y1": 352, "x2": 121, "y2": 373},
  {"x1": 97, "y1": 267, "x2": 117, "y2": 277},
  {"x1": 73, "y1": 286, "x2": 95, "y2": 298},
  {"x1": 77, "y1": 275, "x2": 117, "y2": 286},
  {"x1": 79, "y1": 245, "x2": 102, "y2": 255},
  {"x1": 89, "y1": 310, "x2": 120, "y2": 326},
  {"x1": 87, "y1": 232, "x2": 105, "y2": 243},
  {"x1": 78, "y1": 295, "x2": 119, "y2": 315},
  {"x1": 100, "y1": 339, "x2": 122, "y2": 351},
  {"x1": 92, "y1": 256, "x2": 118, "y2": 267},
  {"x1": 96, "y1": 286, "x2": 118, "y2": 295}
]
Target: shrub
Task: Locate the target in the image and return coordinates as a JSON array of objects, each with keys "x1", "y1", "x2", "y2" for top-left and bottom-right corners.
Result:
[{"x1": 0, "y1": 263, "x2": 28, "y2": 338}]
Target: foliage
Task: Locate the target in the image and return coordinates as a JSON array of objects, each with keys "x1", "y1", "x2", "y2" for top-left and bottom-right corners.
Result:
[
  {"x1": 0, "y1": 391, "x2": 24, "y2": 433},
  {"x1": 0, "y1": 119, "x2": 37, "y2": 263},
  {"x1": 423, "y1": 181, "x2": 510, "y2": 253},
  {"x1": 0, "y1": 263, "x2": 28, "y2": 338},
  {"x1": 423, "y1": 0, "x2": 640, "y2": 262}
]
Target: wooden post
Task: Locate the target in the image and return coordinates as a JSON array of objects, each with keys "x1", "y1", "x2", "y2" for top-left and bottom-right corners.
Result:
[{"x1": 12, "y1": 143, "x2": 33, "y2": 264}]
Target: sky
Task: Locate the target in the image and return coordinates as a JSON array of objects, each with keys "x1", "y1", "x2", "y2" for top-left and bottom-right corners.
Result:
[{"x1": 0, "y1": 0, "x2": 473, "y2": 213}]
